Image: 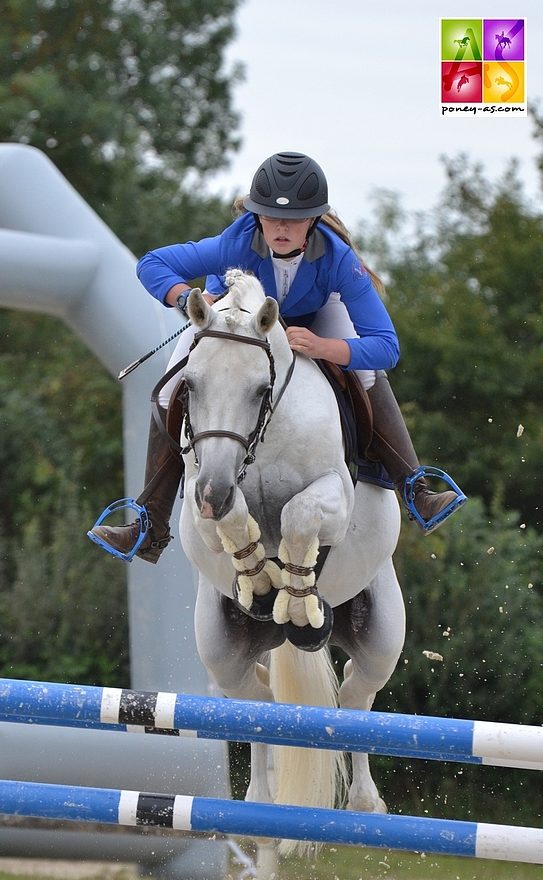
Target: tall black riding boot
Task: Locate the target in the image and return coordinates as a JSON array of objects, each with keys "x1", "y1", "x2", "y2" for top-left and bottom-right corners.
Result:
[
  {"x1": 90, "y1": 413, "x2": 184, "y2": 563},
  {"x1": 366, "y1": 373, "x2": 465, "y2": 533}
]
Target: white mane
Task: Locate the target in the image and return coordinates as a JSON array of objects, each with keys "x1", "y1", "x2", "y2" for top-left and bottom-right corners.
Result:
[{"x1": 222, "y1": 269, "x2": 267, "y2": 331}]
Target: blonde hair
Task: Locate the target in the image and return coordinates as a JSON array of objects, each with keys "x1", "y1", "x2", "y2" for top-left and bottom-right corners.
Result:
[{"x1": 233, "y1": 197, "x2": 385, "y2": 295}]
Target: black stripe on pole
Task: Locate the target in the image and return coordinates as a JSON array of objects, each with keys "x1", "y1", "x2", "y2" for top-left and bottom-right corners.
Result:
[
  {"x1": 119, "y1": 690, "x2": 158, "y2": 726},
  {"x1": 136, "y1": 793, "x2": 176, "y2": 827},
  {"x1": 144, "y1": 726, "x2": 180, "y2": 736}
]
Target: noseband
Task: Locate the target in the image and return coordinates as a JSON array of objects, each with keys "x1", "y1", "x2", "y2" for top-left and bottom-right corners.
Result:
[{"x1": 180, "y1": 327, "x2": 296, "y2": 483}]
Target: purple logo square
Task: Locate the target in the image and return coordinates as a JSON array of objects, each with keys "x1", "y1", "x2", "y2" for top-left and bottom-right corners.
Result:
[{"x1": 483, "y1": 19, "x2": 525, "y2": 61}]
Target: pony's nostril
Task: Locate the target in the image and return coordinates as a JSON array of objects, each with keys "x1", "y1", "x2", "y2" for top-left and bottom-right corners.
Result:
[{"x1": 195, "y1": 476, "x2": 235, "y2": 520}]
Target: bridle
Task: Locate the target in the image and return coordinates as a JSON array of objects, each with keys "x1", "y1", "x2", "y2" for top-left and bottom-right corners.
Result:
[{"x1": 180, "y1": 325, "x2": 296, "y2": 483}]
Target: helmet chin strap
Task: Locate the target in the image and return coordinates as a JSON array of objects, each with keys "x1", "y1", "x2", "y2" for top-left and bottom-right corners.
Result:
[{"x1": 272, "y1": 245, "x2": 304, "y2": 259}]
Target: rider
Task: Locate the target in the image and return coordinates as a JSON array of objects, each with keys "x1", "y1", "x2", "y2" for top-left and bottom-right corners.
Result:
[{"x1": 89, "y1": 151, "x2": 466, "y2": 563}]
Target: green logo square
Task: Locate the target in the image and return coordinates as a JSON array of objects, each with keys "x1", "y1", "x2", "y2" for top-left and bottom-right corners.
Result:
[{"x1": 441, "y1": 19, "x2": 483, "y2": 61}]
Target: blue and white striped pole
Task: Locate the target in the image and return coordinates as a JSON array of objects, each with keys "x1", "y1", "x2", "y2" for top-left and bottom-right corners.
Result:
[
  {"x1": 0, "y1": 779, "x2": 542, "y2": 864},
  {"x1": 0, "y1": 678, "x2": 542, "y2": 770}
]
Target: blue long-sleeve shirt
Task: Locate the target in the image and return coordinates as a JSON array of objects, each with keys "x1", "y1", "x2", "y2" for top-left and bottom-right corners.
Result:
[{"x1": 136, "y1": 213, "x2": 399, "y2": 371}]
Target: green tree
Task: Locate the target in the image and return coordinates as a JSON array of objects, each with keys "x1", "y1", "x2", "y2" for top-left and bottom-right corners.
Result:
[
  {"x1": 374, "y1": 499, "x2": 543, "y2": 825},
  {"x1": 389, "y1": 499, "x2": 543, "y2": 724},
  {"x1": 0, "y1": 0, "x2": 243, "y2": 225},
  {"x1": 357, "y1": 156, "x2": 543, "y2": 528},
  {"x1": 0, "y1": 0, "x2": 243, "y2": 683},
  {"x1": 0, "y1": 476, "x2": 129, "y2": 686},
  {"x1": 354, "y1": 141, "x2": 543, "y2": 825},
  {"x1": 0, "y1": 315, "x2": 128, "y2": 683}
]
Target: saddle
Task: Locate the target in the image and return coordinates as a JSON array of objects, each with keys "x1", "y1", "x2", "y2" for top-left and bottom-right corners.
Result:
[{"x1": 317, "y1": 361, "x2": 394, "y2": 490}]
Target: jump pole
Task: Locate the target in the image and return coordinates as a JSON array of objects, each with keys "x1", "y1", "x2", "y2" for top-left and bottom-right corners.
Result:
[
  {"x1": 0, "y1": 779, "x2": 542, "y2": 864},
  {"x1": 1, "y1": 678, "x2": 542, "y2": 770}
]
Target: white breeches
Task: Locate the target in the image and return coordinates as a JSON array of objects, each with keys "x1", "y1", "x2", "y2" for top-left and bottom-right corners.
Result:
[
  {"x1": 158, "y1": 321, "x2": 198, "y2": 408},
  {"x1": 310, "y1": 292, "x2": 376, "y2": 391},
  {"x1": 158, "y1": 292, "x2": 375, "y2": 409}
]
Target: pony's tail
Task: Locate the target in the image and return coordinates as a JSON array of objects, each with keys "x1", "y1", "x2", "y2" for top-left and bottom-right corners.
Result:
[{"x1": 269, "y1": 640, "x2": 349, "y2": 857}]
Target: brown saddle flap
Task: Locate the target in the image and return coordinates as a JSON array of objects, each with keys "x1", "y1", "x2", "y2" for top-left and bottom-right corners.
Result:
[
  {"x1": 166, "y1": 376, "x2": 186, "y2": 447},
  {"x1": 319, "y1": 360, "x2": 373, "y2": 459}
]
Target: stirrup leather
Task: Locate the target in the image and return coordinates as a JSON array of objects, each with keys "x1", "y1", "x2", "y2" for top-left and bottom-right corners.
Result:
[
  {"x1": 403, "y1": 466, "x2": 467, "y2": 532},
  {"x1": 87, "y1": 498, "x2": 149, "y2": 562}
]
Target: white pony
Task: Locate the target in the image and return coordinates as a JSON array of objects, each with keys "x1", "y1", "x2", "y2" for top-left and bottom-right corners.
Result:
[{"x1": 179, "y1": 270, "x2": 405, "y2": 861}]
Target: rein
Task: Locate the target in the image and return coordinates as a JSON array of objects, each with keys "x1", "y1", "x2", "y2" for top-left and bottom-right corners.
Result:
[{"x1": 180, "y1": 326, "x2": 297, "y2": 483}]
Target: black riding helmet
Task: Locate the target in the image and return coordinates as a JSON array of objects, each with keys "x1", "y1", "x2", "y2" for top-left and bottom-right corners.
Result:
[{"x1": 244, "y1": 152, "x2": 330, "y2": 219}]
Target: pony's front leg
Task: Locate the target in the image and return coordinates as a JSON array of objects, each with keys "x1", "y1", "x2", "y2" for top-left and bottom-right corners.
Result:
[
  {"x1": 213, "y1": 488, "x2": 283, "y2": 617},
  {"x1": 274, "y1": 471, "x2": 353, "y2": 649}
]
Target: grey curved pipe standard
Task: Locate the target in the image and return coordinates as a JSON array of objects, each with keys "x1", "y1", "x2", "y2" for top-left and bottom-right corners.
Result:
[{"x1": 0, "y1": 144, "x2": 228, "y2": 878}]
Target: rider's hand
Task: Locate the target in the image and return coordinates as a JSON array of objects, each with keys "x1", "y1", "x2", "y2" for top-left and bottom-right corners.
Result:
[
  {"x1": 286, "y1": 326, "x2": 325, "y2": 358},
  {"x1": 286, "y1": 326, "x2": 351, "y2": 365}
]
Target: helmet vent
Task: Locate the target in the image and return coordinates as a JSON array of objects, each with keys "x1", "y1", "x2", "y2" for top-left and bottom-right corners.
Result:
[
  {"x1": 254, "y1": 169, "x2": 272, "y2": 198},
  {"x1": 297, "y1": 172, "x2": 320, "y2": 201},
  {"x1": 276, "y1": 153, "x2": 304, "y2": 166}
]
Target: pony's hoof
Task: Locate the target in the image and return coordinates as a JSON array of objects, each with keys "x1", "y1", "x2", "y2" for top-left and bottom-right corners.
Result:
[
  {"x1": 232, "y1": 580, "x2": 278, "y2": 621},
  {"x1": 348, "y1": 793, "x2": 388, "y2": 814},
  {"x1": 284, "y1": 600, "x2": 333, "y2": 652}
]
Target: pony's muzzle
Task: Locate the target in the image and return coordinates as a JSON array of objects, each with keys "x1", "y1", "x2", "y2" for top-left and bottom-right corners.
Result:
[{"x1": 195, "y1": 475, "x2": 236, "y2": 520}]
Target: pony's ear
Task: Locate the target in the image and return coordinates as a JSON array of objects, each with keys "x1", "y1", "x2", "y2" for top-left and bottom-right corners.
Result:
[
  {"x1": 187, "y1": 288, "x2": 213, "y2": 328},
  {"x1": 254, "y1": 296, "x2": 279, "y2": 336}
]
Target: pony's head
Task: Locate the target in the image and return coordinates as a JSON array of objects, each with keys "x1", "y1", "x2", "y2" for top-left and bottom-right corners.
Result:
[{"x1": 183, "y1": 271, "x2": 279, "y2": 520}]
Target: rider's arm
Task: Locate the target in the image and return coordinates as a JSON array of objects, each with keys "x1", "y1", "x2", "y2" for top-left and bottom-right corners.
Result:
[
  {"x1": 136, "y1": 215, "x2": 256, "y2": 306},
  {"x1": 137, "y1": 234, "x2": 224, "y2": 305},
  {"x1": 335, "y1": 253, "x2": 400, "y2": 371}
]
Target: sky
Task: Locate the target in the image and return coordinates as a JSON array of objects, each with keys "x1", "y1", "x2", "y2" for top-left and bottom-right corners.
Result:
[{"x1": 208, "y1": 0, "x2": 542, "y2": 230}]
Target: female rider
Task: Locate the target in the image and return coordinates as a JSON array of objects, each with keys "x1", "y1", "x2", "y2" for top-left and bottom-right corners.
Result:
[{"x1": 89, "y1": 152, "x2": 466, "y2": 563}]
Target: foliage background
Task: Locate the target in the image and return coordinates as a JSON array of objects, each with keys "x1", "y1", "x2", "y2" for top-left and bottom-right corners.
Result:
[{"x1": 1, "y1": 0, "x2": 542, "y2": 828}]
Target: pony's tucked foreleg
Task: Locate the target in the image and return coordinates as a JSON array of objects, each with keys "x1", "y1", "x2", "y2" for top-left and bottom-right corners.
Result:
[
  {"x1": 217, "y1": 513, "x2": 282, "y2": 609},
  {"x1": 273, "y1": 472, "x2": 353, "y2": 637},
  {"x1": 215, "y1": 490, "x2": 282, "y2": 612},
  {"x1": 273, "y1": 536, "x2": 322, "y2": 627}
]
